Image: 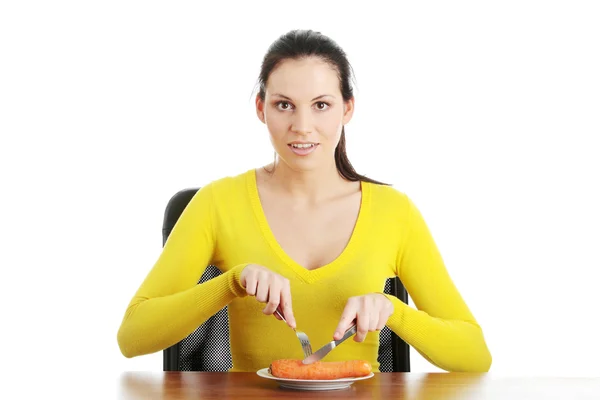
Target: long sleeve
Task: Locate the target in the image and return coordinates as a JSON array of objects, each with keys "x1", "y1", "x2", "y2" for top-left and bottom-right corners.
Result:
[
  {"x1": 116, "y1": 184, "x2": 248, "y2": 358},
  {"x1": 383, "y1": 197, "x2": 492, "y2": 372}
]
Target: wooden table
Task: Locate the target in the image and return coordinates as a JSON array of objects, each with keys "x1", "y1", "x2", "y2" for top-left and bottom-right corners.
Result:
[{"x1": 117, "y1": 371, "x2": 600, "y2": 399}]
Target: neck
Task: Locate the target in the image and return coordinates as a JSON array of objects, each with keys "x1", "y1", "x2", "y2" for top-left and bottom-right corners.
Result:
[{"x1": 264, "y1": 159, "x2": 350, "y2": 203}]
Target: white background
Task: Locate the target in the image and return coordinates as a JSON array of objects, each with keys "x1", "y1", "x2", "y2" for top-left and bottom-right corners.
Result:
[{"x1": 1, "y1": 0, "x2": 599, "y2": 393}]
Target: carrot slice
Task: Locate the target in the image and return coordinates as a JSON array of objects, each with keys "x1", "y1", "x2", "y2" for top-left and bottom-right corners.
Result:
[{"x1": 269, "y1": 359, "x2": 372, "y2": 380}]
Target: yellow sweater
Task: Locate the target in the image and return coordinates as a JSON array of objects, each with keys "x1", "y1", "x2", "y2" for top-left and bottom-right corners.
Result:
[{"x1": 117, "y1": 169, "x2": 492, "y2": 372}]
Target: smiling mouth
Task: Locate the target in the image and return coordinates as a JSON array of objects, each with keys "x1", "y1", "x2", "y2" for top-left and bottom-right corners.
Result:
[
  {"x1": 288, "y1": 143, "x2": 319, "y2": 155},
  {"x1": 289, "y1": 143, "x2": 318, "y2": 149}
]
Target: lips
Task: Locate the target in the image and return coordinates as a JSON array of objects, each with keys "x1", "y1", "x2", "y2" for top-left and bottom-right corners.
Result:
[{"x1": 288, "y1": 143, "x2": 319, "y2": 156}]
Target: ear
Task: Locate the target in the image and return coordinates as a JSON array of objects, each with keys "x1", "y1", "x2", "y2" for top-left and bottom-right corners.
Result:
[
  {"x1": 342, "y1": 97, "x2": 355, "y2": 125},
  {"x1": 255, "y1": 93, "x2": 266, "y2": 124}
]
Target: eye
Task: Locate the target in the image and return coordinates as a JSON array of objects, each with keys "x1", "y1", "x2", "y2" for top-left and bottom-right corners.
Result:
[
  {"x1": 276, "y1": 101, "x2": 293, "y2": 111},
  {"x1": 315, "y1": 102, "x2": 330, "y2": 111}
]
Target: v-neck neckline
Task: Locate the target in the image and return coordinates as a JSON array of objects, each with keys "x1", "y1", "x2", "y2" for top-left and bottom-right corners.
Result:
[{"x1": 246, "y1": 168, "x2": 370, "y2": 283}]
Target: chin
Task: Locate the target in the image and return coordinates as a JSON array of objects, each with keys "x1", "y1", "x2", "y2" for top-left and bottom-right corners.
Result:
[
  {"x1": 285, "y1": 161, "x2": 319, "y2": 173},
  {"x1": 278, "y1": 156, "x2": 323, "y2": 173}
]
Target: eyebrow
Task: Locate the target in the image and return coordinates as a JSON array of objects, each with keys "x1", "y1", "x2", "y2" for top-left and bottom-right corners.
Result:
[{"x1": 272, "y1": 94, "x2": 334, "y2": 101}]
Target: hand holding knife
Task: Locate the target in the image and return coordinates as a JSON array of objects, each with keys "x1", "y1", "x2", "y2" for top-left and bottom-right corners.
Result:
[{"x1": 302, "y1": 323, "x2": 357, "y2": 365}]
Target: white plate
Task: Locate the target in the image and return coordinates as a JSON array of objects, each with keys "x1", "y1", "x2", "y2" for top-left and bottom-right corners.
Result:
[{"x1": 256, "y1": 368, "x2": 374, "y2": 391}]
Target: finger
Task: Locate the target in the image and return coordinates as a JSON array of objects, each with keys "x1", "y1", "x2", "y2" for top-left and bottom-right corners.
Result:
[
  {"x1": 273, "y1": 305, "x2": 285, "y2": 320},
  {"x1": 334, "y1": 302, "x2": 358, "y2": 340},
  {"x1": 280, "y1": 281, "x2": 296, "y2": 329},
  {"x1": 263, "y1": 283, "x2": 280, "y2": 315},
  {"x1": 255, "y1": 279, "x2": 269, "y2": 303},
  {"x1": 244, "y1": 274, "x2": 258, "y2": 296},
  {"x1": 369, "y1": 310, "x2": 379, "y2": 332},
  {"x1": 354, "y1": 309, "x2": 369, "y2": 342}
]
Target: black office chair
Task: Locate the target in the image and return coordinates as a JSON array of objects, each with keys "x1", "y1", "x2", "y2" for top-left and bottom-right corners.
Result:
[{"x1": 162, "y1": 188, "x2": 411, "y2": 372}]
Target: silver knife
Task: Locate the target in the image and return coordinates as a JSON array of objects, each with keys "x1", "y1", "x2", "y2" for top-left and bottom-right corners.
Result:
[{"x1": 302, "y1": 324, "x2": 357, "y2": 365}]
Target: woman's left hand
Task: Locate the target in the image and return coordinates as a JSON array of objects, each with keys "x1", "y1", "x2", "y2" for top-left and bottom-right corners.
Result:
[{"x1": 333, "y1": 293, "x2": 394, "y2": 342}]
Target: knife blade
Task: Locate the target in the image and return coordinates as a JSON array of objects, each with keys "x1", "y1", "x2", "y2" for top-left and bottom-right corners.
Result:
[{"x1": 302, "y1": 324, "x2": 357, "y2": 365}]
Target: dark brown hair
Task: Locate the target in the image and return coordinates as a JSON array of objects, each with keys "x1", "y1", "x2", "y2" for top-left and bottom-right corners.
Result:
[{"x1": 257, "y1": 29, "x2": 389, "y2": 186}]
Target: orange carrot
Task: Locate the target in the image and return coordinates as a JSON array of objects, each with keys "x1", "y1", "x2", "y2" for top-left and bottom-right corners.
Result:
[{"x1": 269, "y1": 359, "x2": 372, "y2": 380}]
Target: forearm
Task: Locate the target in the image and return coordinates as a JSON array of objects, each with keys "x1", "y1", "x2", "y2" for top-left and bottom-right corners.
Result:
[
  {"x1": 384, "y1": 295, "x2": 492, "y2": 372},
  {"x1": 117, "y1": 264, "x2": 247, "y2": 358}
]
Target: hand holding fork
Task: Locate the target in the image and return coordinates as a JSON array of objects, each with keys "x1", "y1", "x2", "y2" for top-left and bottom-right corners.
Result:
[
  {"x1": 239, "y1": 263, "x2": 296, "y2": 328},
  {"x1": 239, "y1": 264, "x2": 313, "y2": 357}
]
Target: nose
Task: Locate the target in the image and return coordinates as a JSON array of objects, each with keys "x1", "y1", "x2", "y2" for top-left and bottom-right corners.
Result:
[{"x1": 291, "y1": 109, "x2": 312, "y2": 135}]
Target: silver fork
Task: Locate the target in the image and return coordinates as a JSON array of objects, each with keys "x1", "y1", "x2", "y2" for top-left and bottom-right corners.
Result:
[{"x1": 274, "y1": 309, "x2": 313, "y2": 358}]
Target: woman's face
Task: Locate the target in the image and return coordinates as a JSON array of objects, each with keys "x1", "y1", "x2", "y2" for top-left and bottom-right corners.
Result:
[{"x1": 256, "y1": 57, "x2": 354, "y2": 173}]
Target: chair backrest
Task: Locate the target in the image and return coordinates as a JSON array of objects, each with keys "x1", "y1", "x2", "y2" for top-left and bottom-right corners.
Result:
[{"x1": 162, "y1": 188, "x2": 411, "y2": 372}]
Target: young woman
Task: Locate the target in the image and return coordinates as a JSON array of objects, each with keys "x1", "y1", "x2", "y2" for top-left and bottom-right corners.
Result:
[{"x1": 117, "y1": 29, "x2": 492, "y2": 373}]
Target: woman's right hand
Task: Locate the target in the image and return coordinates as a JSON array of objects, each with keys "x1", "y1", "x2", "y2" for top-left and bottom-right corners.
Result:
[{"x1": 240, "y1": 264, "x2": 296, "y2": 329}]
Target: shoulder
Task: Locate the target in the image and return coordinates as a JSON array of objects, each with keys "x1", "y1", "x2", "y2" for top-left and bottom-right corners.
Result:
[
  {"x1": 202, "y1": 169, "x2": 252, "y2": 196},
  {"x1": 367, "y1": 182, "x2": 412, "y2": 213},
  {"x1": 173, "y1": 169, "x2": 251, "y2": 209},
  {"x1": 365, "y1": 182, "x2": 428, "y2": 229}
]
